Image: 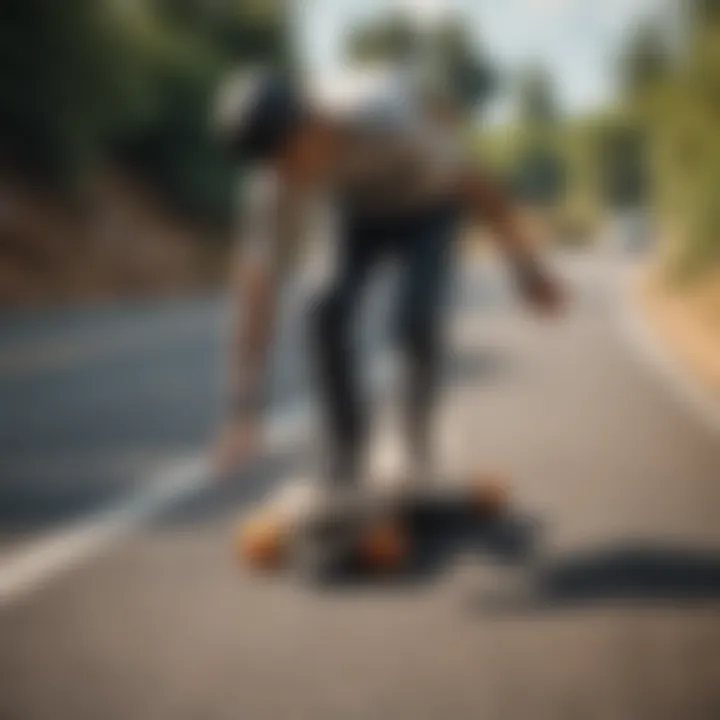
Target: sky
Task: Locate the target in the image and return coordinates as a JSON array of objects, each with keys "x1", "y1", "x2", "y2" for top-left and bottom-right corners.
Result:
[{"x1": 292, "y1": 0, "x2": 674, "y2": 123}]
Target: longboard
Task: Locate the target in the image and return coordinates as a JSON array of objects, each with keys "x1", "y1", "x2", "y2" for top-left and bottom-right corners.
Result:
[{"x1": 235, "y1": 473, "x2": 509, "y2": 580}]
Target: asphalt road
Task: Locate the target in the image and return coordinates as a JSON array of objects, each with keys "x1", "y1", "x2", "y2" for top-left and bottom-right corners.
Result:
[{"x1": 1, "y1": 252, "x2": 719, "y2": 720}]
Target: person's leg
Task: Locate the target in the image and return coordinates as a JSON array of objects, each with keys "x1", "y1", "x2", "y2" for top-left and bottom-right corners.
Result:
[
  {"x1": 394, "y1": 206, "x2": 459, "y2": 480},
  {"x1": 310, "y1": 216, "x2": 384, "y2": 486}
]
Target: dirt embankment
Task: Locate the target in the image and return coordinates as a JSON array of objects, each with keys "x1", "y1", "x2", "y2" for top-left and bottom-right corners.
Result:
[
  {"x1": 0, "y1": 170, "x2": 227, "y2": 307},
  {"x1": 640, "y1": 266, "x2": 720, "y2": 397}
]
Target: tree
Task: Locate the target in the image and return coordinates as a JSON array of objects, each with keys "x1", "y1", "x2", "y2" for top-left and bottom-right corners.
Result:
[
  {"x1": 623, "y1": 4, "x2": 720, "y2": 275},
  {"x1": 691, "y1": 0, "x2": 720, "y2": 25},
  {"x1": 513, "y1": 66, "x2": 565, "y2": 205},
  {"x1": 0, "y1": 0, "x2": 152, "y2": 187},
  {"x1": 620, "y1": 22, "x2": 671, "y2": 100},
  {"x1": 346, "y1": 12, "x2": 417, "y2": 65},
  {"x1": 113, "y1": 0, "x2": 289, "y2": 224},
  {"x1": 599, "y1": 122, "x2": 648, "y2": 210},
  {"x1": 345, "y1": 14, "x2": 496, "y2": 110},
  {"x1": 0, "y1": 0, "x2": 290, "y2": 223},
  {"x1": 517, "y1": 66, "x2": 558, "y2": 129},
  {"x1": 433, "y1": 20, "x2": 496, "y2": 110}
]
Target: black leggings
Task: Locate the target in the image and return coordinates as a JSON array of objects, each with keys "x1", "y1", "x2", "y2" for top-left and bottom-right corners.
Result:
[{"x1": 310, "y1": 204, "x2": 459, "y2": 485}]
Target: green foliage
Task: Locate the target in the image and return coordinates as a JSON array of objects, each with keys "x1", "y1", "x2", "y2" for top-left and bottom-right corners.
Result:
[
  {"x1": 620, "y1": 22, "x2": 672, "y2": 100},
  {"x1": 345, "y1": 14, "x2": 496, "y2": 110},
  {"x1": 691, "y1": 0, "x2": 720, "y2": 25},
  {"x1": 476, "y1": 6, "x2": 719, "y2": 269},
  {"x1": 517, "y1": 67, "x2": 557, "y2": 128},
  {"x1": 598, "y1": 120, "x2": 648, "y2": 209},
  {"x1": 636, "y1": 8, "x2": 720, "y2": 276},
  {"x1": 0, "y1": 0, "x2": 150, "y2": 187},
  {"x1": 512, "y1": 66, "x2": 565, "y2": 206},
  {"x1": 513, "y1": 142, "x2": 566, "y2": 206},
  {"x1": 0, "y1": 0, "x2": 288, "y2": 224},
  {"x1": 346, "y1": 12, "x2": 417, "y2": 65},
  {"x1": 431, "y1": 20, "x2": 496, "y2": 110}
]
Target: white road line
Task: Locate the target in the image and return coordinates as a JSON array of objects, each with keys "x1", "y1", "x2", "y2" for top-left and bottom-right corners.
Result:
[
  {"x1": 616, "y1": 264, "x2": 720, "y2": 437},
  {"x1": 5, "y1": 255, "x2": 716, "y2": 609},
  {"x1": 0, "y1": 403, "x2": 312, "y2": 608},
  {"x1": 0, "y1": 257, "x2": 649, "y2": 610},
  {"x1": 0, "y1": 455, "x2": 207, "y2": 607},
  {"x1": 0, "y1": 355, "x2": 395, "y2": 609},
  {"x1": 0, "y1": 260, "x2": 504, "y2": 608}
]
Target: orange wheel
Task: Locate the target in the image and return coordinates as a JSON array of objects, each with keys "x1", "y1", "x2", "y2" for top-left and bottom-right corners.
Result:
[
  {"x1": 471, "y1": 475, "x2": 509, "y2": 518},
  {"x1": 236, "y1": 512, "x2": 287, "y2": 570},
  {"x1": 358, "y1": 521, "x2": 409, "y2": 572}
]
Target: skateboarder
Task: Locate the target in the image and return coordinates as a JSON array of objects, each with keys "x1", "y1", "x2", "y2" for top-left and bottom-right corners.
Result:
[{"x1": 212, "y1": 68, "x2": 563, "y2": 487}]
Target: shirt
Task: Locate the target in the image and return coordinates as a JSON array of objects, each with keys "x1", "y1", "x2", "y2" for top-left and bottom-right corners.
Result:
[{"x1": 235, "y1": 67, "x2": 465, "y2": 272}]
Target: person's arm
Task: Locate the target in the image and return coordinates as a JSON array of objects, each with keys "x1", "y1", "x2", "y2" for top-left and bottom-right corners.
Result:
[
  {"x1": 458, "y1": 168, "x2": 562, "y2": 311},
  {"x1": 215, "y1": 169, "x2": 297, "y2": 473},
  {"x1": 228, "y1": 248, "x2": 279, "y2": 418}
]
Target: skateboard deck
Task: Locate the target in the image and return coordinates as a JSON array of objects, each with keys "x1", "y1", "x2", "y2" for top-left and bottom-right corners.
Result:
[{"x1": 235, "y1": 473, "x2": 509, "y2": 580}]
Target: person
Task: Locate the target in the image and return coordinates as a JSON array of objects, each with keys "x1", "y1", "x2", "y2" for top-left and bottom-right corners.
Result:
[{"x1": 212, "y1": 67, "x2": 563, "y2": 486}]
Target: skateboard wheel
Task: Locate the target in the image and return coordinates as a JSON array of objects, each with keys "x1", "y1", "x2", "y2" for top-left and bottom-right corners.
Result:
[
  {"x1": 358, "y1": 522, "x2": 408, "y2": 572},
  {"x1": 236, "y1": 512, "x2": 287, "y2": 570},
  {"x1": 471, "y1": 477, "x2": 509, "y2": 518}
]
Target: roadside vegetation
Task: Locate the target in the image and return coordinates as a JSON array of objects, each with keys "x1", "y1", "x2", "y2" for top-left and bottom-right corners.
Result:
[{"x1": 0, "y1": 1, "x2": 717, "y2": 307}]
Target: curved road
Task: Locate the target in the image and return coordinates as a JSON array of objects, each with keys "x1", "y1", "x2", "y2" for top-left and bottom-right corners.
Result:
[{"x1": 1, "y1": 252, "x2": 719, "y2": 719}]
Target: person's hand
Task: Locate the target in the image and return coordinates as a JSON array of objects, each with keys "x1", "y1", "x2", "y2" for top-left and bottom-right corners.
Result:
[
  {"x1": 515, "y1": 259, "x2": 565, "y2": 316},
  {"x1": 212, "y1": 414, "x2": 262, "y2": 479},
  {"x1": 524, "y1": 271, "x2": 565, "y2": 315}
]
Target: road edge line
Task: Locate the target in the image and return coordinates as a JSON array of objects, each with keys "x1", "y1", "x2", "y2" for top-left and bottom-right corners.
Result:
[
  {"x1": 0, "y1": 403, "x2": 314, "y2": 609},
  {"x1": 0, "y1": 355, "x2": 396, "y2": 609}
]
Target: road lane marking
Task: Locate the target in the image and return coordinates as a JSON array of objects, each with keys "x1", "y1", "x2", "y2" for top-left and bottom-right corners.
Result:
[
  {"x1": 0, "y1": 455, "x2": 206, "y2": 607},
  {"x1": 0, "y1": 402, "x2": 315, "y2": 608},
  {"x1": 0, "y1": 355, "x2": 395, "y2": 608},
  {"x1": 0, "y1": 259, "x2": 532, "y2": 608},
  {"x1": 0, "y1": 260, "x2": 518, "y2": 608},
  {"x1": 0, "y1": 257, "x2": 595, "y2": 608},
  {"x1": 4, "y1": 254, "x2": 716, "y2": 611}
]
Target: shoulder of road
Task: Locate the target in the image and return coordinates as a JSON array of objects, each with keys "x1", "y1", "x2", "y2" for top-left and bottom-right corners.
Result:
[{"x1": 638, "y1": 266, "x2": 720, "y2": 399}]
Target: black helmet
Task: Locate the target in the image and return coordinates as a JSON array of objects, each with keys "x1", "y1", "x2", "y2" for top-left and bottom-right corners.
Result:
[{"x1": 213, "y1": 70, "x2": 306, "y2": 163}]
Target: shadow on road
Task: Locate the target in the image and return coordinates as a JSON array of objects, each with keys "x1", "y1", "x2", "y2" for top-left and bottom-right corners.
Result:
[
  {"x1": 308, "y1": 510, "x2": 544, "y2": 592},
  {"x1": 474, "y1": 544, "x2": 720, "y2": 612},
  {"x1": 158, "y1": 440, "x2": 545, "y2": 594}
]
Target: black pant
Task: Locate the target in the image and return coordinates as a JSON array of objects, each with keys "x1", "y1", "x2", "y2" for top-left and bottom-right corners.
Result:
[{"x1": 310, "y1": 204, "x2": 460, "y2": 485}]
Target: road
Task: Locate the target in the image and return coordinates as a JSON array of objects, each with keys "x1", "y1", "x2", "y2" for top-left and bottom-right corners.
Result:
[{"x1": 1, "y1": 252, "x2": 719, "y2": 719}]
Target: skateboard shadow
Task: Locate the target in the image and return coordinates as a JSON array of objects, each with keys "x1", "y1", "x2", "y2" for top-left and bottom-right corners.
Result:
[
  {"x1": 472, "y1": 543, "x2": 720, "y2": 613},
  {"x1": 312, "y1": 510, "x2": 544, "y2": 591}
]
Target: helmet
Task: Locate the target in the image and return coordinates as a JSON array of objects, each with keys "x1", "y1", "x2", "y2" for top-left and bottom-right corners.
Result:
[{"x1": 213, "y1": 70, "x2": 305, "y2": 163}]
